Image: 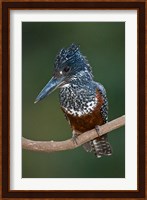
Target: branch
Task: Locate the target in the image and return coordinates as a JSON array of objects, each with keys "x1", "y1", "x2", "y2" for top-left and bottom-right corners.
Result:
[{"x1": 22, "y1": 115, "x2": 125, "y2": 153}]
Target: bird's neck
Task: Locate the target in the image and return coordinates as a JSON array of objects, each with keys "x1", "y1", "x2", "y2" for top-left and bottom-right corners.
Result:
[
  {"x1": 70, "y1": 70, "x2": 93, "y2": 87},
  {"x1": 59, "y1": 71, "x2": 97, "y2": 117}
]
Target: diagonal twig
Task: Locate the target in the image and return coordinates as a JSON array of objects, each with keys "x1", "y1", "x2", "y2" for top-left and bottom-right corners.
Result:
[{"x1": 22, "y1": 115, "x2": 125, "y2": 153}]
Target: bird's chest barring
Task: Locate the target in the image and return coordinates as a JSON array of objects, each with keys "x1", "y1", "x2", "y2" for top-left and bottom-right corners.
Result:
[{"x1": 59, "y1": 88, "x2": 98, "y2": 117}]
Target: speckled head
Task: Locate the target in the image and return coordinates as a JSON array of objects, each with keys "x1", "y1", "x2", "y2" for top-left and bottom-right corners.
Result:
[
  {"x1": 54, "y1": 43, "x2": 79, "y2": 69},
  {"x1": 35, "y1": 43, "x2": 93, "y2": 103},
  {"x1": 53, "y1": 43, "x2": 93, "y2": 78}
]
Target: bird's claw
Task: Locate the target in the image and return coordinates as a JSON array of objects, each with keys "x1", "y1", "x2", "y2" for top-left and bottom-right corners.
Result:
[
  {"x1": 72, "y1": 131, "x2": 78, "y2": 145},
  {"x1": 95, "y1": 125, "x2": 100, "y2": 137}
]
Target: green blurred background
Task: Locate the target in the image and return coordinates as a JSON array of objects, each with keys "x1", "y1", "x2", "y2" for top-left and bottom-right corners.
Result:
[{"x1": 22, "y1": 22, "x2": 125, "y2": 178}]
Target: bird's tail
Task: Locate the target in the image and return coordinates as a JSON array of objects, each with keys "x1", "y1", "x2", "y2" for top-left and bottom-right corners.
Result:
[{"x1": 83, "y1": 134, "x2": 112, "y2": 158}]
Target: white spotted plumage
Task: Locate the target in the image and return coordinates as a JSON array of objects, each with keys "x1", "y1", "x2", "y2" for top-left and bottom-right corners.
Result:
[
  {"x1": 59, "y1": 82, "x2": 98, "y2": 117},
  {"x1": 62, "y1": 97, "x2": 97, "y2": 117}
]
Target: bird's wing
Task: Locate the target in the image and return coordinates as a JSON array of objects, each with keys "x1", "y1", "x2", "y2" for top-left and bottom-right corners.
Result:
[{"x1": 94, "y1": 81, "x2": 109, "y2": 123}]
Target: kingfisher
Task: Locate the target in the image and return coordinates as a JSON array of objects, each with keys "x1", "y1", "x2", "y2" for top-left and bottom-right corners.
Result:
[{"x1": 35, "y1": 44, "x2": 112, "y2": 158}]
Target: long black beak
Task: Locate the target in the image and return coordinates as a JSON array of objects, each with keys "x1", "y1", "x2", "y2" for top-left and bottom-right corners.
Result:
[{"x1": 34, "y1": 76, "x2": 64, "y2": 103}]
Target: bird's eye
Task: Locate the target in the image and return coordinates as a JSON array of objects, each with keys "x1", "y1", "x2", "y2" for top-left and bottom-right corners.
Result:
[{"x1": 63, "y1": 66, "x2": 70, "y2": 73}]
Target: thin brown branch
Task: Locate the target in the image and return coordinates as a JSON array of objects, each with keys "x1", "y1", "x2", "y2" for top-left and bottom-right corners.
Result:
[{"x1": 22, "y1": 115, "x2": 125, "y2": 153}]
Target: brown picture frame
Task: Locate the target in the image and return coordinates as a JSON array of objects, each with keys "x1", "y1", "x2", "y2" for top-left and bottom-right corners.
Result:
[{"x1": 1, "y1": 0, "x2": 146, "y2": 199}]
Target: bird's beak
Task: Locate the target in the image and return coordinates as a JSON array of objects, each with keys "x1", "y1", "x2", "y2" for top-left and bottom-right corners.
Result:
[{"x1": 34, "y1": 76, "x2": 64, "y2": 103}]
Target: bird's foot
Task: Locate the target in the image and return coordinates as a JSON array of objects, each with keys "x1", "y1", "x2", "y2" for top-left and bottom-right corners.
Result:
[
  {"x1": 95, "y1": 125, "x2": 100, "y2": 137},
  {"x1": 72, "y1": 130, "x2": 78, "y2": 145}
]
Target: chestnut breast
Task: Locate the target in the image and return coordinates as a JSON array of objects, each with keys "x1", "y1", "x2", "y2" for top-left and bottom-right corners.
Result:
[{"x1": 61, "y1": 89, "x2": 105, "y2": 133}]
